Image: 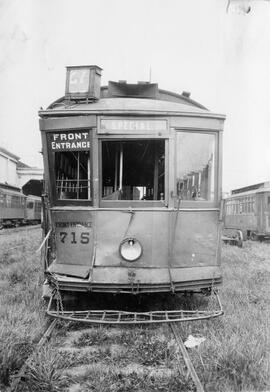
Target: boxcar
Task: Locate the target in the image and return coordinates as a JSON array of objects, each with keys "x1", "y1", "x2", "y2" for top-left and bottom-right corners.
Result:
[
  {"x1": 224, "y1": 182, "x2": 270, "y2": 240},
  {"x1": 39, "y1": 65, "x2": 225, "y2": 296}
]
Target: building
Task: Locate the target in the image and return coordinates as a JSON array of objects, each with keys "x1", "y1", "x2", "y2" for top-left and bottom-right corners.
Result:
[
  {"x1": 0, "y1": 146, "x2": 43, "y2": 194},
  {"x1": 0, "y1": 147, "x2": 20, "y2": 188}
]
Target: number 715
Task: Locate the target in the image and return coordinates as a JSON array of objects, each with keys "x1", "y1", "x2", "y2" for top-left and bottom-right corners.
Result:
[{"x1": 59, "y1": 232, "x2": 90, "y2": 244}]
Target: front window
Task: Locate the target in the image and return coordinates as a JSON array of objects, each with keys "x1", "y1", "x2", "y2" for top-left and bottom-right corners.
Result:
[
  {"x1": 48, "y1": 131, "x2": 91, "y2": 200},
  {"x1": 176, "y1": 132, "x2": 216, "y2": 201},
  {"x1": 102, "y1": 140, "x2": 165, "y2": 201},
  {"x1": 54, "y1": 151, "x2": 90, "y2": 200}
]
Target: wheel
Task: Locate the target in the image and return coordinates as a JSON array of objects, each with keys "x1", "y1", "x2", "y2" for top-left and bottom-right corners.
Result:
[
  {"x1": 237, "y1": 238, "x2": 243, "y2": 248},
  {"x1": 250, "y1": 232, "x2": 258, "y2": 241},
  {"x1": 236, "y1": 230, "x2": 243, "y2": 247}
]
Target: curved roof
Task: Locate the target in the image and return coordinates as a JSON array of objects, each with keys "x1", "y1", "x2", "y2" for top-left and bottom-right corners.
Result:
[
  {"x1": 53, "y1": 97, "x2": 208, "y2": 113},
  {"x1": 40, "y1": 97, "x2": 225, "y2": 119},
  {"x1": 40, "y1": 82, "x2": 225, "y2": 119}
]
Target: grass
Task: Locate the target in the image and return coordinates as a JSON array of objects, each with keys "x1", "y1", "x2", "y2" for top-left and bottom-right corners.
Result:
[
  {"x1": 0, "y1": 228, "x2": 46, "y2": 390},
  {"x1": 178, "y1": 241, "x2": 270, "y2": 392},
  {"x1": 0, "y1": 230, "x2": 269, "y2": 391}
]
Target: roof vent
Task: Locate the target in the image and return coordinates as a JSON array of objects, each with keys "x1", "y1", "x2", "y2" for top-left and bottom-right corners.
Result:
[
  {"x1": 182, "y1": 91, "x2": 191, "y2": 98},
  {"x1": 108, "y1": 81, "x2": 158, "y2": 99},
  {"x1": 137, "y1": 81, "x2": 150, "y2": 85},
  {"x1": 65, "y1": 65, "x2": 102, "y2": 101},
  {"x1": 118, "y1": 80, "x2": 127, "y2": 84}
]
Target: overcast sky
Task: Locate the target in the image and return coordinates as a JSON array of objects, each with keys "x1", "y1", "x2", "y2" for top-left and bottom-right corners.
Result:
[{"x1": 0, "y1": 0, "x2": 269, "y2": 192}]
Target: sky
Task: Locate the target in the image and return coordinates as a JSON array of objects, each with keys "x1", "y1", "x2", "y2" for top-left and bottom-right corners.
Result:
[{"x1": 0, "y1": 0, "x2": 270, "y2": 192}]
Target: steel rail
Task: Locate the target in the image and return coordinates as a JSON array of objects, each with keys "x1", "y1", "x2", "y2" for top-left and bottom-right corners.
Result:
[
  {"x1": 170, "y1": 322, "x2": 205, "y2": 392},
  {"x1": 0, "y1": 224, "x2": 40, "y2": 236},
  {"x1": 10, "y1": 319, "x2": 57, "y2": 392}
]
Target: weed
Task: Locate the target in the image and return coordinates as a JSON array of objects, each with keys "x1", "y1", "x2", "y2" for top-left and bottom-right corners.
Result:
[
  {"x1": 23, "y1": 346, "x2": 67, "y2": 392},
  {"x1": 74, "y1": 328, "x2": 109, "y2": 347},
  {"x1": 68, "y1": 368, "x2": 195, "y2": 392}
]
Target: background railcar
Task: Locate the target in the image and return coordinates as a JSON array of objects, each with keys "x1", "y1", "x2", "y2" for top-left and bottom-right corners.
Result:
[
  {"x1": 25, "y1": 195, "x2": 42, "y2": 225},
  {"x1": 0, "y1": 185, "x2": 41, "y2": 229},
  {"x1": 39, "y1": 65, "x2": 225, "y2": 296},
  {"x1": 0, "y1": 185, "x2": 26, "y2": 229},
  {"x1": 224, "y1": 182, "x2": 270, "y2": 241}
]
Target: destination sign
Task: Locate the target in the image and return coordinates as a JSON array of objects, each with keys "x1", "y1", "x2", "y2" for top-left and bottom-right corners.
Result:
[
  {"x1": 100, "y1": 119, "x2": 167, "y2": 133},
  {"x1": 48, "y1": 131, "x2": 90, "y2": 151},
  {"x1": 68, "y1": 69, "x2": 89, "y2": 93}
]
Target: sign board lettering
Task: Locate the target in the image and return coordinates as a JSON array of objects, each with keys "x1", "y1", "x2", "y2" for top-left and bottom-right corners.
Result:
[
  {"x1": 48, "y1": 131, "x2": 90, "y2": 151},
  {"x1": 68, "y1": 69, "x2": 90, "y2": 93},
  {"x1": 100, "y1": 119, "x2": 167, "y2": 134}
]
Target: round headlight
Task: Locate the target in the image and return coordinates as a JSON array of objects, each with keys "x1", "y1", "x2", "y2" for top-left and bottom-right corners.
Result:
[{"x1": 119, "y1": 238, "x2": 143, "y2": 262}]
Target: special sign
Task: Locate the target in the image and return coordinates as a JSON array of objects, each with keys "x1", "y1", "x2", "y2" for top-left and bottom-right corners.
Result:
[{"x1": 49, "y1": 131, "x2": 90, "y2": 151}]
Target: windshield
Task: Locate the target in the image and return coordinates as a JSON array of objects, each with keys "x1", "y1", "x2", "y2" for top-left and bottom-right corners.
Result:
[
  {"x1": 102, "y1": 140, "x2": 165, "y2": 201},
  {"x1": 47, "y1": 131, "x2": 91, "y2": 200},
  {"x1": 176, "y1": 132, "x2": 216, "y2": 201}
]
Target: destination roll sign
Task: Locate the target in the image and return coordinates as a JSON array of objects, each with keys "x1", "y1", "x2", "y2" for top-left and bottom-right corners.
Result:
[{"x1": 49, "y1": 131, "x2": 90, "y2": 151}]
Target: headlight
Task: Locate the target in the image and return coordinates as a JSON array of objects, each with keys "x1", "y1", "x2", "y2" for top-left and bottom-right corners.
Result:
[{"x1": 119, "y1": 238, "x2": 143, "y2": 262}]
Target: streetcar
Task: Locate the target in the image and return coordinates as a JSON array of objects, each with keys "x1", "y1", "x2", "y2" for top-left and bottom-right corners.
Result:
[
  {"x1": 0, "y1": 184, "x2": 42, "y2": 229},
  {"x1": 39, "y1": 65, "x2": 225, "y2": 322},
  {"x1": 224, "y1": 182, "x2": 270, "y2": 241},
  {"x1": 25, "y1": 194, "x2": 42, "y2": 225}
]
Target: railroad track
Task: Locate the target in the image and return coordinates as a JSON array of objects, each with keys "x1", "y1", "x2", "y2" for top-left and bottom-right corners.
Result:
[
  {"x1": 10, "y1": 318, "x2": 206, "y2": 392},
  {"x1": 0, "y1": 224, "x2": 41, "y2": 236}
]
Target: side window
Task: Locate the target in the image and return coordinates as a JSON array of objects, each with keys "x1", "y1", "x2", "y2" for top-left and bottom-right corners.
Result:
[
  {"x1": 176, "y1": 132, "x2": 216, "y2": 201},
  {"x1": 251, "y1": 197, "x2": 255, "y2": 212},
  {"x1": 27, "y1": 201, "x2": 34, "y2": 209},
  {"x1": 239, "y1": 198, "x2": 243, "y2": 214},
  {"x1": 102, "y1": 140, "x2": 165, "y2": 201},
  {"x1": 235, "y1": 200, "x2": 239, "y2": 214},
  {"x1": 6, "y1": 195, "x2": 11, "y2": 208}
]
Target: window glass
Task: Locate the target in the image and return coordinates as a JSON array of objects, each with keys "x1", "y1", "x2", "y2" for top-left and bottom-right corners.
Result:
[
  {"x1": 102, "y1": 140, "x2": 165, "y2": 201},
  {"x1": 6, "y1": 195, "x2": 11, "y2": 208},
  {"x1": 11, "y1": 196, "x2": 20, "y2": 208},
  {"x1": 247, "y1": 197, "x2": 251, "y2": 213},
  {"x1": 27, "y1": 201, "x2": 34, "y2": 209},
  {"x1": 251, "y1": 197, "x2": 255, "y2": 212},
  {"x1": 176, "y1": 132, "x2": 216, "y2": 201}
]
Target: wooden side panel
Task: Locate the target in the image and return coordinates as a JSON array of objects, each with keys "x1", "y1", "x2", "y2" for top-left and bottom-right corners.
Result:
[
  {"x1": 257, "y1": 194, "x2": 264, "y2": 233},
  {"x1": 265, "y1": 193, "x2": 270, "y2": 233},
  {"x1": 1, "y1": 207, "x2": 25, "y2": 220},
  {"x1": 224, "y1": 214, "x2": 257, "y2": 232}
]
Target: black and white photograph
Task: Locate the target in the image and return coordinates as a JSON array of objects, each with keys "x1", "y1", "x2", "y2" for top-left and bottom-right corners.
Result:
[{"x1": 0, "y1": 1, "x2": 269, "y2": 391}]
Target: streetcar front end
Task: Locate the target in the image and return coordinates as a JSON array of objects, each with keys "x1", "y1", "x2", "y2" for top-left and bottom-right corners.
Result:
[{"x1": 40, "y1": 66, "x2": 225, "y2": 298}]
